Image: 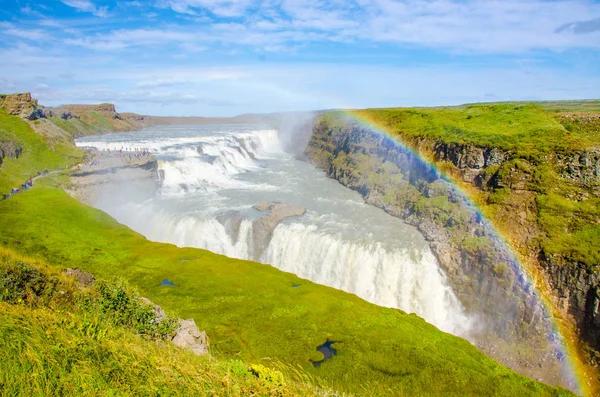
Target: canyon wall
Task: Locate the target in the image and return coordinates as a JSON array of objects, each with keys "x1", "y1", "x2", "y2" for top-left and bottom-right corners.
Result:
[{"x1": 306, "y1": 113, "x2": 600, "y2": 369}]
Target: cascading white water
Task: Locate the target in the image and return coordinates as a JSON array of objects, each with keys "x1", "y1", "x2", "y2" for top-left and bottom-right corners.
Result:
[
  {"x1": 265, "y1": 222, "x2": 470, "y2": 335},
  {"x1": 76, "y1": 124, "x2": 473, "y2": 337}
]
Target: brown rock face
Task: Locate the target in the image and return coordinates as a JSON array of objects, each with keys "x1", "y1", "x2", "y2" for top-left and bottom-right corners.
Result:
[{"x1": 0, "y1": 93, "x2": 41, "y2": 119}]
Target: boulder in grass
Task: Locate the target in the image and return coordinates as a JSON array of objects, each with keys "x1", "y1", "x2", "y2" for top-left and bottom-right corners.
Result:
[{"x1": 63, "y1": 268, "x2": 96, "y2": 287}]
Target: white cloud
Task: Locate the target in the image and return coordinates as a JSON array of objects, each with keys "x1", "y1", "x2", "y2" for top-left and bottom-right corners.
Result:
[
  {"x1": 0, "y1": 22, "x2": 47, "y2": 41},
  {"x1": 49, "y1": 0, "x2": 600, "y2": 54},
  {"x1": 38, "y1": 19, "x2": 64, "y2": 28},
  {"x1": 158, "y1": 0, "x2": 253, "y2": 17},
  {"x1": 61, "y1": 0, "x2": 111, "y2": 17}
]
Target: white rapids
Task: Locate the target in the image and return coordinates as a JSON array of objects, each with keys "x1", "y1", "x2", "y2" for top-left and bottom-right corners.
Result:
[{"x1": 76, "y1": 124, "x2": 473, "y2": 336}]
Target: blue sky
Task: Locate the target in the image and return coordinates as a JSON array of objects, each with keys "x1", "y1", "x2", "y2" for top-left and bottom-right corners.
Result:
[{"x1": 1, "y1": 0, "x2": 599, "y2": 116}]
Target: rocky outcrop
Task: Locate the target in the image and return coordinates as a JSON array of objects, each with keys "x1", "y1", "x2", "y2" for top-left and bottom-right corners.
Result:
[
  {"x1": 543, "y1": 255, "x2": 600, "y2": 357},
  {"x1": 555, "y1": 150, "x2": 600, "y2": 186},
  {"x1": 0, "y1": 93, "x2": 43, "y2": 120},
  {"x1": 140, "y1": 297, "x2": 167, "y2": 320},
  {"x1": 40, "y1": 108, "x2": 80, "y2": 121},
  {"x1": 0, "y1": 140, "x2": 23, "y2": 167},
  {"x1": 44, "y1": 103, "x2": 118, "y2": 121},
  {"x1": 251, "y1": 202, "x2": 306, "y2": 260},
  {"x1": 138, "y1": 297, "x2": 208, "y2": 355},
  {"x1": 171, "y1": 318, "x2": 209, "y2": 355},
  {"x1": 432, "y1": 142, "x2": 511, "y2": 186}
]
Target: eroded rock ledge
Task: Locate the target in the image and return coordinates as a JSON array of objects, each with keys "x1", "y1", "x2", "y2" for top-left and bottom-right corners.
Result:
[{"x1": 66, "y1": 149, "x2": 158, "y2": 205}]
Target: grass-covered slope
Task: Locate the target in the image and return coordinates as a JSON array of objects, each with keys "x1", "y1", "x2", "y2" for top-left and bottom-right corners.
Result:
[
  {"x1": 0, "y1": 183, "x2": 572, "y2": 396},
  {"x1": 0, "y1": 106, "x2": 574, "y2": 396},
  {"x1": 0, "y1": 248, "x2": 319, "y2": 396},
  {"x1": 0, "y1": 109, "x2": 84, "y2": 192}
]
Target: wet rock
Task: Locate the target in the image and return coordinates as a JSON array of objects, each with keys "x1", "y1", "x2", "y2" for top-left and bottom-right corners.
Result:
[
  {"x1": 251, "y1": 201, "x2": 306, "y2": 260},
  {"x1": 216, "y1": 211, "x2": 244, "y2": 244},
  {"x1": 171, "y1": 318, "x2": 208, "y2": 355},
  {"x1": 62, "y1": 268, "x2": 96, "y2": 287},
  {"x1": 542, "y1": 254, "x2": 600, "y2": 351}
]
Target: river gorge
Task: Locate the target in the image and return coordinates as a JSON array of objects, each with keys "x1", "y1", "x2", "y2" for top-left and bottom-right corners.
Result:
[{"x1": 73, "y1": 122, "x2": 578, "y2": 391}]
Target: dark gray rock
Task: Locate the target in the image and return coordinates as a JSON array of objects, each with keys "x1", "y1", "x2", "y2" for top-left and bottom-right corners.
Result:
[
  {"x1": 542, "y1": 255, "x2": 600, "y2": 351},
  {"x1": 556, "y1": 150, "x2": 600, "y2": 186}
]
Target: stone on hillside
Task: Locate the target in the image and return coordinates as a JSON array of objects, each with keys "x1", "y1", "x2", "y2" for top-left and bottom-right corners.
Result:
[
  {"x1": 63, "y1": 268, "x2": 96, "y2": 287},
  {"x1": 140, "y1": 297, "x2": 167, "y2": 321},
  {"x1": 171, "y1": 318, "x2": 208, "y2": 355}
]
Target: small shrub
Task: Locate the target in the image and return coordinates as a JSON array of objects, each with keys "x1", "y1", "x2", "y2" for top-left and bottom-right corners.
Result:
[
  {"x1": 249, "y1": 364, "x2": 286, "y2": 387},
  {"x1": 89, "y1": 280, "x2": 178, "y2": 340},
  {"x1": 225, "y1": 359, "x2": 252, "y2": 378},
  {"x1": 0, "y1": 259, "x2": 60, "y2": 305}
]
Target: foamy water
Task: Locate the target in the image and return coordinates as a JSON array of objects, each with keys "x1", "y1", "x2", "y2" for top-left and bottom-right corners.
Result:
[{"x1": 77, "y1": 124, "x2": 473, "y2": 336}]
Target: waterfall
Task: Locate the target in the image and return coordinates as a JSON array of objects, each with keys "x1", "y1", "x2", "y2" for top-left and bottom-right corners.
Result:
[{"x1": 77, "y1": 124, "x2": 473, "y2": 337}]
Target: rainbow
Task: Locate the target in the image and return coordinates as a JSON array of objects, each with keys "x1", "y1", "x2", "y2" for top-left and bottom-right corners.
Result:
[{"x1": 331, "y1": 109, "x2": 590, "y2": 396}]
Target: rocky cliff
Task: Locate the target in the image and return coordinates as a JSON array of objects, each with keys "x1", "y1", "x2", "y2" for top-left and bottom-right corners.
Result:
[
  {"x1": 306, "y1": 108, "x2": 600, "y2": 386},
  {"x1": 0, "y1": 93, "x2": 43, "y2": 120}
]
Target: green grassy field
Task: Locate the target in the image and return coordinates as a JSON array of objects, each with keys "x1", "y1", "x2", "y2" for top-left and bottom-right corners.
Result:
[
  {"x1": 353, "y1": 103, "x2": 597, "y2": 158},
  {"x1": 0, "y1": 107, "x2": 574, "y2": 396},
  {"x1": 460, "y1": 100, "x2": 600, "y2": 113}
]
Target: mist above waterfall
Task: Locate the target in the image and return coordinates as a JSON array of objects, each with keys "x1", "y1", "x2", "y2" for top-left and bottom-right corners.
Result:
[{"x1": 76, "y1": 123, "x2": 473, "y2": 337}]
